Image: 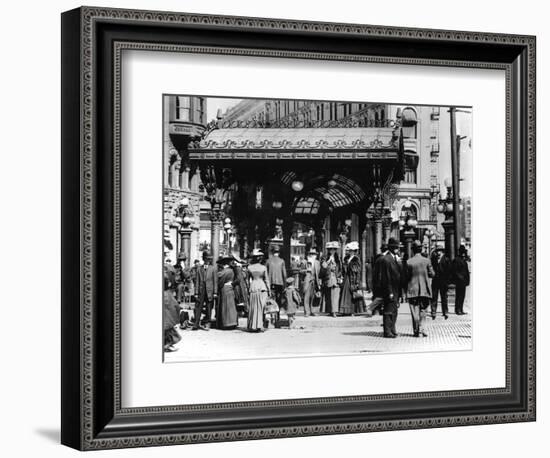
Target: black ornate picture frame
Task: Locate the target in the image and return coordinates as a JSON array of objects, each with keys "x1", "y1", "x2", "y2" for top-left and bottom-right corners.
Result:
[{"x1": 61, "y1": 6, "x2": 536, "y2": 450}]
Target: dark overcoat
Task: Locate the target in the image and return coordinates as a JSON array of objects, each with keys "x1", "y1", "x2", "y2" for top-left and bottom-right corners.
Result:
[
  {"x1": 373, "y1": 253, "x2": 402, "y2": 313},
  {"x1": 195, "y1": 264, "x2": 218, "y2": 301},
  {"x1": 339, "y1": 255, "x2": 362, "y2": 314},
  {"x1": 431, "y1": 253, "x2": 453, "y2": 284},
  {"x1": 452, "y1": 257, "x2": 470, "y2": 286}
]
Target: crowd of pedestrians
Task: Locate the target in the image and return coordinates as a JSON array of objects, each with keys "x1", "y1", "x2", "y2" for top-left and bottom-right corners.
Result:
[
  {"x1": 370, "y1": 238, "x2": 471, "y2": 338},
  {"x1": 162, "y1": 237, "x2": 470, "y2": 351}
]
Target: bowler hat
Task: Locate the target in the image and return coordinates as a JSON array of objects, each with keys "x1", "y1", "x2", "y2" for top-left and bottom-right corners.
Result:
[
  {"x1": 458, "y1": 245, "x2": 468, "y2": 255},
  {"x1": 177, "y1": 252, "x2": 187, "y2": 260},
  {"x1": 387, "y1": 237, "x2": 400, "y2": 249}
]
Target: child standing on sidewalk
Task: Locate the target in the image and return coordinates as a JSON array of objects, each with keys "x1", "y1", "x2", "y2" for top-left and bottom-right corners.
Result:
[{"x1": 283, "y1": 277, "x2": 301, "y2": 329}]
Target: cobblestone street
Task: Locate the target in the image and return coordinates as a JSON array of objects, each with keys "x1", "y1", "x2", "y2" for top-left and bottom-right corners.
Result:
[{"x1": 165, "y1": 291, "x2": 471, "y2": 362}]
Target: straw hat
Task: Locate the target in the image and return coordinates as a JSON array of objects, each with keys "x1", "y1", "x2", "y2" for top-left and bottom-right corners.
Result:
[{"x1": 251, "y1": 248, "x2": 264, "y2": 257}]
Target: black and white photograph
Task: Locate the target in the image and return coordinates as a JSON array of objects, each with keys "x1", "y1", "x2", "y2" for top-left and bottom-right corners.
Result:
[
  {"x1": 162, "y1": 95, "x2": 473, "y2": 361},
  {"x1": 0, "y1": 0, "x2": 544, "y2": 454}
]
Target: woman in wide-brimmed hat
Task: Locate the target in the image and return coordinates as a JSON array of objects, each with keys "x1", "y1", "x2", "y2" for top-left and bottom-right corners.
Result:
[
  {"x1": 303, "y1": 248, "x2": 321, "y2": 316},
  {"x1": 231, "y1": 255, "x2": 249, "y2": 315},
  {"x1": 247, "y1": 249, "x2": 269, "y2": 331},
  {"x1": 215, "y1": 255, "x2": 238, "y2": 329},
  {"x1": 339, "y1": 241, "x2": 363, "y2": 315},
  {"x1": 323, "y1": 241, "x2": 342, "y2": 317}
]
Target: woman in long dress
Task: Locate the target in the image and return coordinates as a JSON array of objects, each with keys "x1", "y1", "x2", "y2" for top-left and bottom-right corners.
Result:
[
  {"x1": 216, "y1": 257, "x2": 238, "y2": 329},
  {"x1": 163, "y1": 271, "x2": 181, "y2": 352},
  {"x1": 247, "y1": 250, "x2": 270, "y2": 332},
  {"x1": 339, "y1": 242, "x2": 362, "y2": 315},
  {"x1": 324, "y1": 243, "x2": 342, "y2": 317}
]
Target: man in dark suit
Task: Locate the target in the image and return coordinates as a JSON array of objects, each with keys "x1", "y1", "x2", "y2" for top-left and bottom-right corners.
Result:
[
  {"x1": 430, "y1": 243, "x2": 453, "y2": 320},
  {"x1": 266, "y1": 246, "x2": 287, "y2": 308},
  {"x1": 452, "y1": 245, "x2": 470, "y2": 315},
  {"x1": 373, "y1": 238, "x2": 402, "y2": 338},
  {"x1": 193, "y1": 252, "x2": 218, "y2": 330}
]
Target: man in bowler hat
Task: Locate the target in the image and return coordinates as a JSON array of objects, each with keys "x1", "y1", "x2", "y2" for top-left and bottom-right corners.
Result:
[
  {"x1": 452, "y1": 245, "x2": 470, "y2": 315},
  {"x1": 430, "y1": 243, "x2": 453, "y2": 319},
  {"x1": 193, "y1": 251, "x2": 217, "y2": 330},
  {"x1": 373, "y1": 237, "x2": 402, "y2": 337}
]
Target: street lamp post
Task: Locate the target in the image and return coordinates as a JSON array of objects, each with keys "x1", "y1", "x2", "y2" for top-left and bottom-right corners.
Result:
[
  {"x1": 425, "y1": 226, "x2": 435, "y2": 256},
  {"x1": 399, "y1": 198, "x2": 418, "y2": 259},
  {"x1": 175, "y1": 197, "x2": 194, "y2": 261},
  {"x1": 207, "y1": 188, "x2": 226, "y2": 262},
  {"x1": 339, "y1": 218, "x2": 352, "y2": 259},
  {"x1": 437, "y1": 178, "x2": 459, "y2": 260},
  {"x1": 223, "y1": 217, "x2": 232, "y2": 255}
]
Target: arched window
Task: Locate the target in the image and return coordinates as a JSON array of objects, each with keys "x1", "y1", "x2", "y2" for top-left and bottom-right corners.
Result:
[
  {"x1": 294, "y1": 197, "x2": 321, "y2": 215},
  {"x1": 401, "y1": 201, "x2": 418, "y2": 219},
  {"x1": 401, "y1": 107, "x2": 418, "y2": 138}
]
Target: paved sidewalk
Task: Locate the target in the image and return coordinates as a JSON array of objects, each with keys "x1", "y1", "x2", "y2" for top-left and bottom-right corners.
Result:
[{"x1": 165, "y1": 294, "x2": 472, "y2": 362}]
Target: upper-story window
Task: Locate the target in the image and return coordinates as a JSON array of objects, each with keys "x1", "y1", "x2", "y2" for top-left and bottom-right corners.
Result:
[
  {"x1": 403, "y1": 166, "x2": 417, "y2": 184},
  {"x1": 193, "y1": 98, "x2": 205, "y2": 124},
  {"x1": 175, "y1": 96, "x2": 191, "y2": 121},
  {"x1": 401, "y1": 107, "x2": 418, "y2": 139}
]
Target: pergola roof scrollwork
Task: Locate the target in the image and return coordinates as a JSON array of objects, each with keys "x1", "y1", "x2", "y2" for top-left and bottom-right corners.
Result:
[{"x1": 190, "y1": 127, "x2": 401, "y2": 160}]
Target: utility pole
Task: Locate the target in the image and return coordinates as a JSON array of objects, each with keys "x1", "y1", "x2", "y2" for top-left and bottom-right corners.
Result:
[{"x1": 449, "y1": 107, "x2": 461, "y2": 258}]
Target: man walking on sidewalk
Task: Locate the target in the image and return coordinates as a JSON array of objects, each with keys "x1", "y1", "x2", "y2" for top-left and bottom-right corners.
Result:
[
  {"x1": 406, "y1": 240, "x2": 434, "y2": 337},
  {"x1": 373, "y1": 237, "x2": 402, "y2": 338}
]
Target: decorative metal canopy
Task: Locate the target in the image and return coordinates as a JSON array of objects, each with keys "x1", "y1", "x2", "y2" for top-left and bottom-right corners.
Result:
[{"x1": 190, "y1": 127, "x2": 400, "y2": 160}]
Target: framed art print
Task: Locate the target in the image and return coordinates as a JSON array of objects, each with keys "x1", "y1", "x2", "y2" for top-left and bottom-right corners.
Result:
[{"x1": 61, "y1": 6, "x2": 536, "y2": 450}]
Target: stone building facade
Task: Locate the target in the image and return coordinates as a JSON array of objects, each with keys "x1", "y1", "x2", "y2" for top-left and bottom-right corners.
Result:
[{"x1": 163, "y1": 96, "x2": 452, "y2": 265}]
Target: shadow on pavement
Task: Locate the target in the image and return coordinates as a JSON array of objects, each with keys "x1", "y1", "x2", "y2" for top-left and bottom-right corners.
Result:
[{"x1": 342, "y1": 330, "x2": 417, "y2": 338}]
